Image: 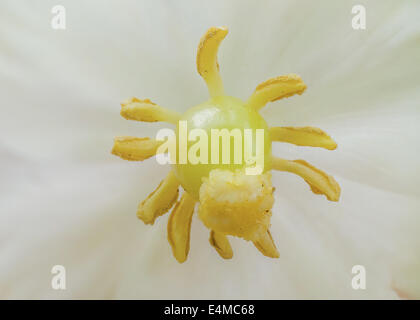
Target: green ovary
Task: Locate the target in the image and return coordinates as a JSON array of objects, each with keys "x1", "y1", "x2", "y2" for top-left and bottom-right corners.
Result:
[{"x1": 173, "y1": 95, "x2": 272, "y2": 199}]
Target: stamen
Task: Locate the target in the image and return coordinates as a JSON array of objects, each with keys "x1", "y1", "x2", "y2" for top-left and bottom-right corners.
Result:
[
  {"x1": 209, "y1": 230, "x2": 233, "y2": 259},
  {"x1": 137, "y1": 171, "x2": 180, "y2": 225},
  {"x1": 253, "y1": 229, "x2": 280, "y2": 258},
  {"x1": 272, "y1": 157, "x2": 341, "y2": 201},
  {"x1": 167, "y1": 192, "x2": 196, "y2": 263},
  {"x1": 120, "y1": 97, "x2": 180, "y2": 124},
  {"x1": 112, "y1": 26, "x2": 341, "y2": 262},
  {"x1": 111, "y1": 136, "x2": 164, "y2": 161},
  {"x1": 270, "y1": 126, "x2": 337, "y2": 150},
  {"x1": 248, "y1": 74, "x2": 307, "y2": 110},
  {"x1": 196, "y1": 26, "x2": 228, "y2": 98}
]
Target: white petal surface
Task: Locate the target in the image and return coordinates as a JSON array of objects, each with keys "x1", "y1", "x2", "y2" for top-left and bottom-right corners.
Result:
[{"x1": 0, "y1": 0, "x2": 419, "y2": 299}]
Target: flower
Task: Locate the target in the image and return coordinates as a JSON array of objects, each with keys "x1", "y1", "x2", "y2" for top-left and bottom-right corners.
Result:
[
  {"x1": 0, "y1": 0, "x2": 419, "y2": 299},
  {"x1": 112, "y1": 26, "x2": 340, "y2": 263}
]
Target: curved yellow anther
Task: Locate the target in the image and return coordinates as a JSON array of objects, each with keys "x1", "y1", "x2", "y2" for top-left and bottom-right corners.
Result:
[
  {"x1": 248, "y1": 74, "x2": 307, "y2": 110},
  {"x1": 270, "y1": 126, "x2": 337, "y2": 150},
  {"x1": 209, "y1": 231, "x2": 233, "y2": 259},
  {"x1": 253, "y1": 229, "x2": 279, "y2": 258},
  {"x1": 137, "y1": 171, "x2": 180, "y2": 225},
  {"x1": 196, "y1": 26, "x2": 228, "y2": 98},
  {"x1": 111, "y1": 136, "x2": 164, "y2": 161},
  {"x1": 120, "y1": 97, "x2": 180, "y2": 124},
  {"x1": 167, "y1": 192, "x2": 196, "y2": 263},
  {"x1": 272, "y1": 157, "x2": 341, "y2": 201}
]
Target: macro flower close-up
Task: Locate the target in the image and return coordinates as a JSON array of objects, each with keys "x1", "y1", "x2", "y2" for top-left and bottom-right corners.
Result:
[{"x1": 0, "y1": 0, "x2": 419, "y2": 301}]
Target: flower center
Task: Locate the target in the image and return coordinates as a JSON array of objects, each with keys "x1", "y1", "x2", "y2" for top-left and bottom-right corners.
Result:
[{"x1": 173, "y1": 95, "x2": 272, "y2": 199}]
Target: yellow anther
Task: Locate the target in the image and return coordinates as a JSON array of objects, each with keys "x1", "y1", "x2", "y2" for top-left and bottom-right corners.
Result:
[
  {"x1": 272, "y1": 157, "x2": 341, "y2": 201},
  {"x1": 253, "y1": 229, "x2": 280, "y2": 258},
  {"x1": 196, "y1": 26, "x2": 228, "y2": 98},
  {"x1": 137, "y1": 171, "x2": 180, "y2": 225},
  {"x1": 209, "y1": 231, "x2": 233, "y2": 259},
  {"x1": 121, "y1": 97, "x2": 180, "y2": 124},
  {"x1": 111, "y1": 136, "x2": 164, "y2": 161},
  {"x1": 167, "y1": 192, "x2": 196, "y2": 263},
  {"x1": 270, "y1": 126, "x2": 337, "y2": 150},
  {"x1": 248, "y1": 74, "x2": 307, "y2": 110}
]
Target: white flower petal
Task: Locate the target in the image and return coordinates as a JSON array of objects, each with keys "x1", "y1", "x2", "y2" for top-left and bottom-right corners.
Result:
[{"x1": 1, "y1": 0, "x2": 419, "y2": 299}]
